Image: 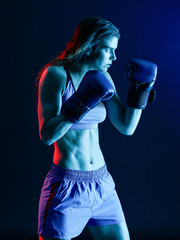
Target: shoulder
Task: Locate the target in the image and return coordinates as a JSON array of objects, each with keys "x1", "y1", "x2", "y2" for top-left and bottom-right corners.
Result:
[{"x1": 39, "y1": 65, "x2": 67, "y2": 94}]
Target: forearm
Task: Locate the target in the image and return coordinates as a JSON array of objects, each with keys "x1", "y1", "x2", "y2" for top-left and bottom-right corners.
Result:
[
  {"x1": 40, "y1": 114, "x2": 73, "y2": 145},
  {"x1": 123, "y1": 106, "x2": 142, "y2": 135},
  {"x1": 115, "y1": 58, "x2": 156, "y2": 134}
]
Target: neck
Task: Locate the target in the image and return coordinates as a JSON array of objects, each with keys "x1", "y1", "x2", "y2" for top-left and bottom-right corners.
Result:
[{"x1": 69, "y1": 64, "x2": 95, "y2": 80}]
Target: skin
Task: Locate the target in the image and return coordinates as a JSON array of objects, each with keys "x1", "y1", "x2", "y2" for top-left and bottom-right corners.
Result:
[{"x1": 38, "y1": 36, "x2": 142, "y2": 239}]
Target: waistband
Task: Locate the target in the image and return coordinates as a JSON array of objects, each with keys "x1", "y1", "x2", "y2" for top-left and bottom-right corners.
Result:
[
  {"x1": 70, "y1": 123, "x2": 98, "y2": 129},
  {"x1": 51, "y1": 162, "x2": 107, "y2": 181}
]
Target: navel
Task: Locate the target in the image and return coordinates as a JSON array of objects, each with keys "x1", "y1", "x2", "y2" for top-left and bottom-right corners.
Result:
[{"x1": 90, "y1": 159, "x2": 93, "y2": 165}]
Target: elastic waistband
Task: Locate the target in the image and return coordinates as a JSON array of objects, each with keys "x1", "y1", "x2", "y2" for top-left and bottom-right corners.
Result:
[
  {"x1": 51, "y1": 163, "x2": 107, "y2": 181},
  {"x1": 70, "y1": 123, "x2": 98, "y2": 129}
]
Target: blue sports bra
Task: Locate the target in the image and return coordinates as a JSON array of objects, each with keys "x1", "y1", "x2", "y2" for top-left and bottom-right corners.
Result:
[{"x1": 61, "y1": 68, "x2": 107, "y2": 129}]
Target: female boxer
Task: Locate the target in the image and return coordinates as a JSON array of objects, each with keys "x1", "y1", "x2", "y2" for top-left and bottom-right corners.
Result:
[{"x1": 36, "y1": 17, "x2": 157, "y2": 240}]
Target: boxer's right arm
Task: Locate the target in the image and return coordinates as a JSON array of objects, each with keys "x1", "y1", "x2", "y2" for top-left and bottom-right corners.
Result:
[{"x1": 38, "y1": 66, "x2": 73, "y2": 145}]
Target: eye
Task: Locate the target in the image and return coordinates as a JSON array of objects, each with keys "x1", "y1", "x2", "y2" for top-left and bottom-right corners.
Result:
[{"x1": 105, "y1": 48, "x2": 111, "y2": 53}]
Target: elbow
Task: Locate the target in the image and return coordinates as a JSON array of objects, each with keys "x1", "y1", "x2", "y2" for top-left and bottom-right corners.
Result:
[
  {"x1": 115, "y1": 126, "x2": 135, "y2": 136},
  {"x1": 113, "y1": 122, "x2": 135, "y2": 136},
  {"x1": 122, "y1": 129, "x2": 135, "y2": 136},
  {"x1": 39, "y1": 128, "x2": 54, "y2": 146},
  {"x1": 40, "y1": 134, "x2": 53, "y2": 146},
  {"x1": 121, "y1": 121, "x2": 138, "y2": 136},
  {"x1": 119, "y1": 125, "x2": 136, "y2": 136},
  {"x1": 41, "y1": 137, "x2": 53, "y2": 146}
]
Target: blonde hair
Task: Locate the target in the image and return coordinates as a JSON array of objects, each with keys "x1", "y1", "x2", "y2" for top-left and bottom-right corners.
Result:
[{"x1": 35, "y1": 17, "x2": 120, "y2": 93}]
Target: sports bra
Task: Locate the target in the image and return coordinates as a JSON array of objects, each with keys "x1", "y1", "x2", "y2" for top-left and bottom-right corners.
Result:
[{"x1": 61, "y1": 68, "x2": 107, "y2": 129}]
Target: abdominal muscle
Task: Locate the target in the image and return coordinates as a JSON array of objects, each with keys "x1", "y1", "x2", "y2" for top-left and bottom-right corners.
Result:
[{"x1": 53, "y1": 128, "x2": 105, "y2": 171}]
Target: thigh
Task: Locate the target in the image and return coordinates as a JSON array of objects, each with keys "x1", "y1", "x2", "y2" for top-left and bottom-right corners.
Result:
[
  {"x1": 38, "y1": 174, "x2": 92, "y2": 239},
  {"x1": 87, "y1": 222, "x2": 130, "y2": 240},
  {"x1": 39, "y1": 234, "x2": 71, "y2": 240}
]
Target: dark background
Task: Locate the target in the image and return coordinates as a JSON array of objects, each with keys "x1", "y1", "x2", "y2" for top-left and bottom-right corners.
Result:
[{"x1": 2, "y1": 0, "x2": 180, "y2": 239}]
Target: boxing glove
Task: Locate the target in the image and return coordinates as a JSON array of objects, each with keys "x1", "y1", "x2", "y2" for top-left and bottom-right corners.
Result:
[
  {"x1": 126, "y1": 58, "x2": 157, "y2": 109},
  {"x1": 61, "y1": 70, "x2": 114, "y2": 123}
]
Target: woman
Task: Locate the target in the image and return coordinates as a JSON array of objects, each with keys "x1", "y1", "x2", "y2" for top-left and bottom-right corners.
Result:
[{"x1": 36, "y1": 17, "x2": 157, "y2": 240}]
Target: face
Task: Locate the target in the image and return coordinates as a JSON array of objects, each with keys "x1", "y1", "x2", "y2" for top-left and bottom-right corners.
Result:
[{"x1": 90, "y1": 36, "x2": 119, "y2": 72}]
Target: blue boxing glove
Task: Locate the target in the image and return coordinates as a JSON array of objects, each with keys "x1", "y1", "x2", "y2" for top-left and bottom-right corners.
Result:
[
  {"x1": 126, "y1": 58, "x2": 158, "y2": 109},
  {"x1": 61, "y1": 70, "x2": 114, "y2": 123}
]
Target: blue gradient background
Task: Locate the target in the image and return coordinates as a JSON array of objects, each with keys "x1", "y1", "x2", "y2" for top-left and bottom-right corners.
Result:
[{"x1": 3, "y1": 0, "x2": 180, "y2": 239}]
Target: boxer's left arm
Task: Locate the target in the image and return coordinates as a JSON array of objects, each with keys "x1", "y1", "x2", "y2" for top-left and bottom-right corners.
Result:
[{"x1": 103, "y1": 72, "x2": 142, "y2": 135}]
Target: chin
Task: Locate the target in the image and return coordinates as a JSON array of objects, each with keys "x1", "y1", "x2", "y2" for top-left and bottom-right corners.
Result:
[
  {"x1": 92, "y1": 64, "x2": 108, "y2": 73},
  {"x1": 102, "y1": 66, "x2": 109, "y2": 72},
  {"x1": 98, "y1": 66, "x2": 108, "y2": 72}
]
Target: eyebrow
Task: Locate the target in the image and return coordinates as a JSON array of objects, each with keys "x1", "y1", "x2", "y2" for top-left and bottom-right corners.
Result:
[{"x1": 102, "y1": 44, "x2": 116, "y2": 50}]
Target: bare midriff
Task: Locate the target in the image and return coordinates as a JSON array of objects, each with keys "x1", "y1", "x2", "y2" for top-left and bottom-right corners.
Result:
[{"x1": 53, "y1": 128, "x2": 105, "y2": 171}]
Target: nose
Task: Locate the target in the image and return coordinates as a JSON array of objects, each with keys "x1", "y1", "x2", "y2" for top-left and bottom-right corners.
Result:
[{"x1": 110, "y1": 50, "x2": 116, "y2": 61}]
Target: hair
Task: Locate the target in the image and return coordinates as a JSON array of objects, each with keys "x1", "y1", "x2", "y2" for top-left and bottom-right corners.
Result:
[{"x1": 34, "y1": 17, "x2": 120, "y2": 103}]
